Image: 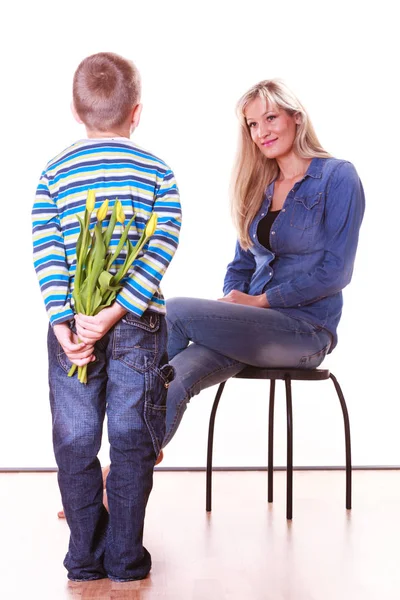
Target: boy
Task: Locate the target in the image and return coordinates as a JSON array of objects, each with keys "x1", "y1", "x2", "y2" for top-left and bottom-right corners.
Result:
[{"x1": 32, "y1": 52, "x2": 181, "y2": 582}]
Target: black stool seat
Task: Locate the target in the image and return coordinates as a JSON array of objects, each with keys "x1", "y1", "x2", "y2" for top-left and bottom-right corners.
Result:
[
  {"x1": 235, "y1": 367, "x2": 330, "y2": 381},
  {"x1": 206, "y1": 366, "x2": 352, "y2": 520}
]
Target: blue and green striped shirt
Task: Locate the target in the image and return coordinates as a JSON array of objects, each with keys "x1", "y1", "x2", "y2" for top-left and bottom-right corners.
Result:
[{"x1": 32, "y1": 138, "x2": 181, "y2": 325}]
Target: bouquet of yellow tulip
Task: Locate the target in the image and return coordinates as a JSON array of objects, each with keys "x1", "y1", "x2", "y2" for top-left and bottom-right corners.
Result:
[{"x1": 68, "y1": 190, "x2": 158, "y2": 383}]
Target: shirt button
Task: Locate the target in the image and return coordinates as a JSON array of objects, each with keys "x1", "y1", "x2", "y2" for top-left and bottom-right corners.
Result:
[
  {"x1": 253, "y1": 234, "x2": 256, "y2": 238},
  {"x1": 271, "y1": 231, "x2": 275, "y2": 235},
  {"x1": 282, "y1": 208, "x2": 286, "y2": 212},
  {"x1": 298, "y1": 304, "x2": 301, "y2": 307},
  {"x1": 261, "y1": 213, "x2": 265, "y2": 217},
  {"x1": 269, "y1": 272, "x2": 272, "y2": 276}
]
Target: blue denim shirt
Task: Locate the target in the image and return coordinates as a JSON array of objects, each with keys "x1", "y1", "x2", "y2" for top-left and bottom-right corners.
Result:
[{"x1": 223, "y1": 157, "x2": 365, "y2": 351}]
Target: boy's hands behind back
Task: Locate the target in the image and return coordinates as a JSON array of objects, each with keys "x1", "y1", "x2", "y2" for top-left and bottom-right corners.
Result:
[
  {"x1": 53, "y1": 322, "x2": 96, "y2": 367},
  {"x1": 75, "y1": 303, "x2": 128, "y2": 345}
]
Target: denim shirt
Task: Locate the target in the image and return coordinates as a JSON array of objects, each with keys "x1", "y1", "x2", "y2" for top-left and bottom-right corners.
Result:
[{"x1": 223, "y1": 157, "x2": 365, "y2": 351}]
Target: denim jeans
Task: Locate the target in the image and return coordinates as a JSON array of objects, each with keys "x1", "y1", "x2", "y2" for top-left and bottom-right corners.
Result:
[
  {"x1": 162, "y1": 297, "x2": 332, "y2": 446},
  {"x1": 48, "y1": 310, "x2": 174, "y2": 582}
]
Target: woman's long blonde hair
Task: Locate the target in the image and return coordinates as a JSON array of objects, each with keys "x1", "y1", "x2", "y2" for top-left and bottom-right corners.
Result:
[{"x1": 231, "y1": 79, "x2": 330, "y2": 249}]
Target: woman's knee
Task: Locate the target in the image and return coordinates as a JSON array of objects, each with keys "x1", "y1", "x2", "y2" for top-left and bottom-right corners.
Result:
[{"x1": 166, "y1": 296, "x2": 192, "y2": 324}]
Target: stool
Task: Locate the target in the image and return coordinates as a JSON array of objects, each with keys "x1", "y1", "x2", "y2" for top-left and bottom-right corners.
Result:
[{"x1": 206, "y1": 367, "x2": 352, "y2": 520}]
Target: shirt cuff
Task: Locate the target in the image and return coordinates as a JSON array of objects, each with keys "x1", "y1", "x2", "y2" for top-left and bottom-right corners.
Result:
[
  {"x1": 50, "y1": 308, "x2": 75, "y2": 327},
  {"x1": 266, "y1": 286, "x2": 288, "y2": 308}
]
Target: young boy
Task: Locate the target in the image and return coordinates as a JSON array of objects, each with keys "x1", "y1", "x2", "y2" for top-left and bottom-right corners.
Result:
[{"x1": 32, "y1": 52, "x2": 181, "y2": 582}]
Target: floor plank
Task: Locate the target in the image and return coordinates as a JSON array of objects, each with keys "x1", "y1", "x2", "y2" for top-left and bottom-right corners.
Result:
[{"x1": 0, "y1": 470, "x2": 399, "y2": 599}]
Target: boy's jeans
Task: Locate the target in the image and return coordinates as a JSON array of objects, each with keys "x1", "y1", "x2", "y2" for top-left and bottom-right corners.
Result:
[
  {"x1": 163, "y1": 297, "x2": 333, "y2": 447},
  {"x1": 48, "y1": 310, "x2": 174, "y2": 582}
]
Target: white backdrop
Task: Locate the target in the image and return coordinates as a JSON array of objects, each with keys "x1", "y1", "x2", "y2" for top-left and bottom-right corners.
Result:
[{"x1": 1, "y1": 0, "x2": 398, "y2": 469}]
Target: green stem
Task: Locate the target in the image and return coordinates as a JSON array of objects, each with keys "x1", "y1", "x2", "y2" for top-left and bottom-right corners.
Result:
[
  {"x1": 68, "y1": 364, "x2": 77, "y2": 377},
  {"x1": 78, "y1": 364, "x2": 88, "y2": 384}
]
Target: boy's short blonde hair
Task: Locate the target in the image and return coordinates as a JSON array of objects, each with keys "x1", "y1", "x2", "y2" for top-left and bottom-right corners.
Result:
[{"x1": 73, "y1": 52, "x2": 141, "y2": 131}]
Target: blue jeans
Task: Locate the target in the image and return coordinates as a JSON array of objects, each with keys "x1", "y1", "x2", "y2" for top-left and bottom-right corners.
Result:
[
  {"x1": 48, "y1": 310, "x2": 174, "y2": 582},
  {"x1": 162, "y1": 297, "x2": 332, "y2": 446}
]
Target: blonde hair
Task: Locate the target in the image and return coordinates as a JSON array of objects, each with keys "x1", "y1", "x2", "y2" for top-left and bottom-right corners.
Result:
[
  {"x1": 73, "y1": 52, "x2": 141, "y2": 131},
  {"x1": 231, "y1": 79, "x2": 330, "y2": 249}
]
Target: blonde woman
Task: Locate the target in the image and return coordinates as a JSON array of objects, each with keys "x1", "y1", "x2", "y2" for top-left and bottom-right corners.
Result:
[{"x1": 162, "y1": 79, "x2": 365, "y2": 447}]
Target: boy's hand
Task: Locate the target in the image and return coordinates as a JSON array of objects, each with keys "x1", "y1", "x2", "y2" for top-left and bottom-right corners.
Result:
[
  {"x1": 53, "y1": 322, "x2": 96, "y2": 366},
  {"x1": 75, "y1": 303, "x2": 128, "y2": 345}
]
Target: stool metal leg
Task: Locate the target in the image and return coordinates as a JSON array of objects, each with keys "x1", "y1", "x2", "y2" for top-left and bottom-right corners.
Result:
[
  {"x1": 329, "y1": 373, "x2": 352, "y2": 510},
  {"x1": 206, "y1": 381, "x2": 226, "y2": 512},
  {"x1": 268, "y1": 379, "x2": 276, "y2": 503},
  {"x1": 285, "y1": 376, "x2": 293, "y2": 520}
]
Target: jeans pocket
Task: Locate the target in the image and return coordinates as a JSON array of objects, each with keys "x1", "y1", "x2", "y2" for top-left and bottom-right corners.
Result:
[
  {"x1": 113, "y1": 311, "x2": 161, "y2": 373},
  {"x1": 57, "y1": 344, "x2": 74, "y2": 374},
  {"x1": 298, "y1": 342, "x2": 331, "y2": 369},
  {"x1": 144, "y1": 364, "x2": 175, "y2": 455}
]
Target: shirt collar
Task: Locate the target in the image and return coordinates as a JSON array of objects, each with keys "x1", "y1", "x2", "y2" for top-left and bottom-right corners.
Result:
[
  {"x1": 265, "y1": 157, "x2": 325, "y2": 197},
  {"x1": 304, "y1": 157, "x2": 324, "y2": 179}
]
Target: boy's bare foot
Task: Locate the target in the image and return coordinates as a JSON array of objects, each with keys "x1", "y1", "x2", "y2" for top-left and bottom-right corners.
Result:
[{"x1": 57, "y1": 454, "x2": 162, "y2": 518}]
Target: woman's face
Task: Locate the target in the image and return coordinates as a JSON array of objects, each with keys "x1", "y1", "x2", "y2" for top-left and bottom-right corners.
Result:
[{"x1": 244, "y1": 96, "x2": 300, "y2": 160}]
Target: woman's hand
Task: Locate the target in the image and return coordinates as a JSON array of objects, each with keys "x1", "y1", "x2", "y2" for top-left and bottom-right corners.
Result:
[
  {"x1": 75, "y1": 303, "x2": 128, "y2": 345},
  {"x1": 218, "y1": 290, "x2": 269, "y2": 308},
  {"x1": 53, "y1": 323, "x2": 96, "y2": 366}
]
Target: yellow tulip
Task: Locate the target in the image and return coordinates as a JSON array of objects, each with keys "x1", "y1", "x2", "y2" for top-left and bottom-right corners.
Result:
[
  {"x1": 116, "y1": 200, "x2": 125, "y2": 224},
  {"x1": 97, "y1": 199, "x2": 109, "y2": 221},
  {"x1": 145, "y1": 213, "x2": 158, "y2": 237},
  {"x1": 86, "y1": 189, "x2": 96, "y2": 212}
]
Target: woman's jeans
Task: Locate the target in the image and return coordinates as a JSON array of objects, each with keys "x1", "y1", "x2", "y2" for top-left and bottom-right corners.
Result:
[
  {"x1": 163, "y1": 297, "x2": 332, "y2": 447},
  {"x1": 48, "y1": 311, "x2": 174, "y2": 582}
]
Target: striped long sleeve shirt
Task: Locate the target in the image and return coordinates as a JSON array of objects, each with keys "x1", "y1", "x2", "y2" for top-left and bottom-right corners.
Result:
[{"x1": 32, "y1": 138, "x2": 181, "y2": 326}]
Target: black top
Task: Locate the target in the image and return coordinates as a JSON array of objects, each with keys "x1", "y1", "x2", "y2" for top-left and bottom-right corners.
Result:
[{"x1": 257, "y1": 210, "x2": 280, "y2": 251}]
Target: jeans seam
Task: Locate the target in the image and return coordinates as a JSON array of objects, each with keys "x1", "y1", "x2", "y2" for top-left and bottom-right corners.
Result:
[
  {"x1": 144, "y1": 365, "x2": 169, "y2": 455},
  {"x1": 175, "y1": 314, "x2": 320, "y2": 335}
]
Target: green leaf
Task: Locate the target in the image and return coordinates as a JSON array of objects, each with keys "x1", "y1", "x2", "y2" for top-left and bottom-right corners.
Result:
[
  {"x1": 85, "y1": 227, "x2": 97, "y2": 277},
  {"x1": 98, "y1": 270, "x2": 114, "y2": 295},
  {"x1": 112, "y1": 229, "x2": 150, "y2": 284},
  {"x1": 79, "y1": 278, "x2": 89, "y2": 312},
  {"x1": 111, "y1": 243, "x2": 132, "y2": 285},
  {"x1": 91, "y1": 286, "x2": 103, "y2": 313},
  {"x1": 93, "y1": 293, "x2": 118, "y2": 315},
  {"x1": 103, "y1": 200, "x2": 118, "y2": 251},
  {"x1": 76, "y1": 214, "x2": 85, "y2": 260},
  {"x1": 106, "y1": 214, "x2": 136, "y2": 270},
  {"x1": 85, "y1": 222, "x2": 106, "y2": 314}
]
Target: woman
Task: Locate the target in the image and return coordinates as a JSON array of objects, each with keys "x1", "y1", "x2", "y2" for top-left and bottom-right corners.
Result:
[
  {"x1": 58, "y1": 79, "x2": 364, "y2": 517},
  {"x1": 162, "y1": 78, "x2": 365, "y2": 447}
]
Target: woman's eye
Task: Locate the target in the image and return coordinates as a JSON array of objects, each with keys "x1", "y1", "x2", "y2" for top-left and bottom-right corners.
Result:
[
  {"x1": 248, "y1": 122, "x2": 257, "y2": 128},
  {"x1": 266, "y1": 115, "x2": 276, "y2": 122}
]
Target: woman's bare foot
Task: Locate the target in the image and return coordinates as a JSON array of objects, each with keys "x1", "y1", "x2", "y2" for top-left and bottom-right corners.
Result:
[
  {"x1": 57, "y1": 466, "x2": 111, "y2": 519},
  {"x1": 102, "y1": 464, "x2": 110, "y2": 485},
  {"x1": 57, "y1": 454, "x2": 163, "y2": 518}
]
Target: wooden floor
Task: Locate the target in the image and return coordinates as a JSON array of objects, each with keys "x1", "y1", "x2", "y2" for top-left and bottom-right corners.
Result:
[{"x1": 0, "y1": 470, "x2": 399, "y2": 600}]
